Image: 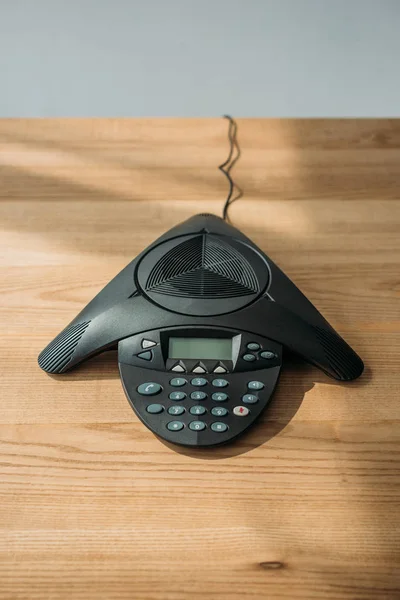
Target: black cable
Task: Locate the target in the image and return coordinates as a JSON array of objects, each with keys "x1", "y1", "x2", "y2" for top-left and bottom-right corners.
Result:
[{"x1": 219, "y1": 115, "x2": 243, "y2": 221}]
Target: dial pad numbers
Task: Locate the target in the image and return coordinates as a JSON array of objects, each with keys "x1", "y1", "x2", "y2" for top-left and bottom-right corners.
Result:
[
  {"x1": 190, "y1": 405, "x2": 206, "y2": 416},
  {"x1": 211, "y1": 392, "x2": 228, "y2": 402},
  {"x1": 189, "y1": 421, "x2": 206, "y2": 431},
  {"x1": 190, "y1": 391, "x2": 207, "y2": 401},
  {"x1": 168, "y1": 405, "x2": 185, "y2": 416},
  {"x1": 169, "y1": 391, "x2": 186, "y2": 401},
  {"x1": 137, "y1": 375, "x2": 268, "y2": 437}
]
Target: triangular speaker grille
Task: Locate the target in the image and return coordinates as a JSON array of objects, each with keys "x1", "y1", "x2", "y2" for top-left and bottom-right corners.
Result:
[{"x1": 145, "y1": 235, "x2": 260, "y2": 299}]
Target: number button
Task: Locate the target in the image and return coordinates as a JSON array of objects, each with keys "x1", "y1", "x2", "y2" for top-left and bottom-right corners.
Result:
[
  {"x1": 137, "y1": 382, "x2": 162, "y2": 396},
  {"x1": 189, "y1": 421, "x2": 206, "y2": 431},
  {"x1": 168, "y1": 405, "x2": 185, "y2": 416},
  {"x1": 248, "y1": 381, "x2": 264, "y2": 391},
  {"x1": 211, "y1": 406, "x2": 228, "y2": 417},
  {"x1": 211, "y1": 422, "x2": 228, "y2": 433},
  {"x1": 211, "y1": 392, "x2": 228, "y2": 402},
  {"x1": 212, "y1": 379, "x2": 228, "y2": 388},
  {"x1": 190, "y1": 405, "x2": 206, "y2": 416},
  {"x1": 247, "y1": 342, "x2": 260, "y2": 351},
  {"x1": 170, "y1": 378, "x2": 187, "y2": 387},
  {"x1": 146, "y1": 404, "x2": 164, "y2": 414},
  {"x1": 169, "y1": 391, "x2": 186, "y2": 401},
  {"x1": 190, "y1": 391, "x2": 207, "y2": 401},
  {"x1": 242, "y1": 394, "x2": 258, "y2": 404},
  {"x1": 191, "y1": 377, "x2": 207, "y2": 387},
  {"x1": 167, "y1": 421, "x2": 184, "y2": 431}
]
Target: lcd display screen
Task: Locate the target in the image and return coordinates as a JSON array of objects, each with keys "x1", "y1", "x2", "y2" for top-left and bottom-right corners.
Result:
[{"x1": 168, "y1": 337, "x2": 232, "y2": 360}]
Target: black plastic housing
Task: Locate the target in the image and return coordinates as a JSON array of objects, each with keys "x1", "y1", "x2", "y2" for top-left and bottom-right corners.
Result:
[{"x1": 39, "y1": 213, "x2": 364, "y2": 382}]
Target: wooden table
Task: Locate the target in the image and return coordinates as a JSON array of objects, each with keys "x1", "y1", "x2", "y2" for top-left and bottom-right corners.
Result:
[{"x1": 1, "y1": 119, "x2": 399, "y2": 600}]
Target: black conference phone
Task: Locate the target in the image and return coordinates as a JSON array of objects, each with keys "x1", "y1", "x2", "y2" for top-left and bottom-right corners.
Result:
[{"x1": 38, "y1": 213, "x2": 363, "y2": 447}]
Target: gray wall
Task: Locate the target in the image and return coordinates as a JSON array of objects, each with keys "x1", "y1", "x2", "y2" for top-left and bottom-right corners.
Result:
[{"x1": 1, "y1": 0, "x2": 399, "y2": 117}]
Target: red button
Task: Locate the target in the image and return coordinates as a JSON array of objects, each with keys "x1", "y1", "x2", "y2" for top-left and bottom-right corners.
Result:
[{"x1": 233, "y1": 406, "x2": 250, "y2": 417}]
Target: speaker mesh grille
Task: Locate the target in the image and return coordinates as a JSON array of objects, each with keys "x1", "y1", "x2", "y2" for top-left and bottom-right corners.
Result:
[
  {"x1": 314, "y1": 326, "x2": 363, "y2": 381},
  {"x1": 146, "y1": 235, "x2": 260, "y2": 299},
  {"x1": 38, "y1": 321, "x2": 90, "y2": 373}
]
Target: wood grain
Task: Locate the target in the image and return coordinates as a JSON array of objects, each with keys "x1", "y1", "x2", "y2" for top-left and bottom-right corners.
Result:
[{"x1": 0, "y1": 119, "x2": 400, "y2": 600}]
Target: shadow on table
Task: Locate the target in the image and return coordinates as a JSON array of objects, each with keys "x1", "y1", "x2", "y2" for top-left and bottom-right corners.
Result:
[{"x1": 46, "y1": 343, "x2": 372, "y2": 458}]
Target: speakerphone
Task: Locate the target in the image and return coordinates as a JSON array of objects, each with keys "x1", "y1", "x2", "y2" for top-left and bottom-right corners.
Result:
[{"x1": 38, "y1": 213, "x2": 363, "y2": 447}]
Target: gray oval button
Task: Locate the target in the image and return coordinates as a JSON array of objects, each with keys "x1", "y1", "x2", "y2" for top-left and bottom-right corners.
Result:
[
  {"x1": 146, "y1": 403, "x2": 164, "y2": 414},
  {"x1": 212, "y1": 379, "x2": 228, "y2": 388},
  {"x1": 211, "y1": 422, "x2": 228, "y2": 433},
  {"x1": 137, "y1": 382, "x2": 162, "y2": 396},
  {"x1": 190, "y1": 405, "x2": 206, "y2": 415},
  {"x1": 211, "y1": 407, "x2": 228, "y2": 417},
  {"x1": 248, "y1": 381, "x2": 264, "y2": 391},
  {"x1": 243, "y1": 353, "x2": 256, "y2": 362},
  {"x1": 261, "y1": 351, "x2": 276, "y2": 360},
  {"x1": 190, "y1": 391, "x2": 207, "y2": 401},
  {"x1": 191, "y1": 377, "x2": 207, "y2": 387},
  {"x1": 168, "y1": 405, "x2": 185, "y2": 415},
  {"x1": 170, "y1": 378, "x2": 187, "y2": 387},
  {"x1": 169, "y1": 391, "x2": 186, "y2": 401},
  {"x1": 242, "y1": 394, "x2": 258, "y2": 404},
  {"x1": 189, "y1": 421, "x2": 206, "y2": 431},
  {"x1": 167, "y1": 421, "x2": 184, "y2": 431},
  {"x1": 211, "y1": 392, "x2": 228, "y2": 402},
  {"x1": 247, "y1": 342, "x2": 260, "y2": 351}
]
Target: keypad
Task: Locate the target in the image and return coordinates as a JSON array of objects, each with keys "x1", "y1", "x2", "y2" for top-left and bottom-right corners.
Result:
[
  {"x1": 137, "y1": 382, "x2": 162, "y2": 396},
  {"x1": 190, "y1": 391, "x2": 207, "y2": 401},
  {"x1": 189, "y1": 421, "x2": 206, "y2": 431},
  {"x1": 212, "y1": 392, "x2": 228, "y2": 402},
  {"x1": 242, "y1": 394, "x2": 258, "y2": 404},
  {"x1": 211, "y1": 422, "x2": 228, "y2": 433},
  {"x1": 170, "y1": 377, "x2": 187, "y2": 387},
  {"x1": 138, "y1": 358, "x2": 269, "y2": 440},
  {"x1": 167, "y1": 421, "x2": 184, "y2": 431},
  {"x1": 191, "y1": 377, "x2": 207, "y2": 387},
  {"x1": 146, "y1": 403, "x2": 164, "y2": 414},
  {"x1": 211, "y1": 406, "x2": 228, "y2": 417},
  {"x1": 168, "y1": 405, "x2": 185, "y2": 415},
  {"x1": 190, "y1": 405, "x2": 206, "y2": 415},
  {"x1": 169, "y1": 391, "x2": 186, "y2": 401},
  {"x1": 212, "y1": 379, "x2": 228, "y2": 388}
]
